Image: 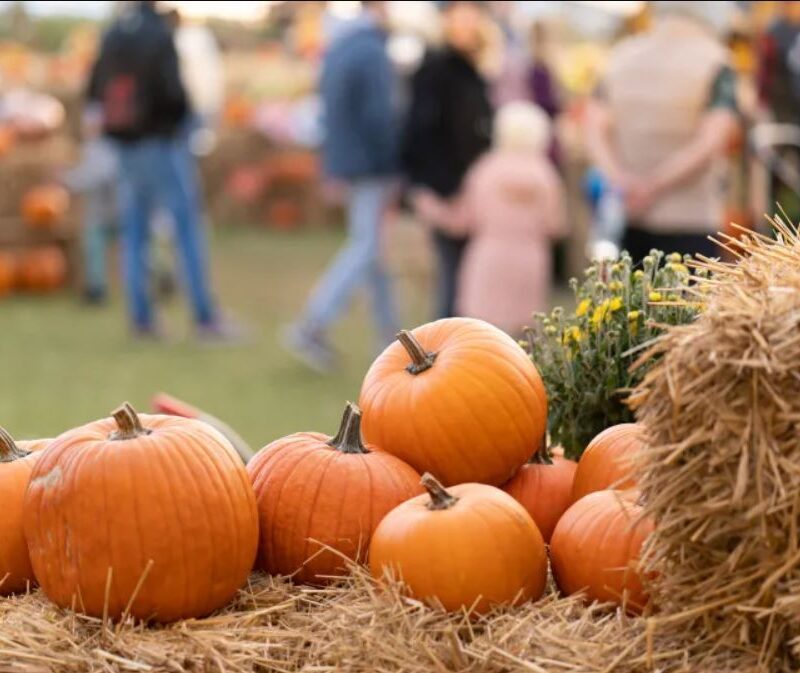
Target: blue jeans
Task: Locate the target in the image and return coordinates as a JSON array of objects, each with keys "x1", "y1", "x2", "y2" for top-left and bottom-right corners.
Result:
[
  {"x1": 302, "y1": 178, "x2": 397, "y2": 343},
  {"x1": 115, "y1": 137, "x2": 216, "y2": 329},
  {"x1": 82, "y1": 186, "x2": 116, "y2": 294}
]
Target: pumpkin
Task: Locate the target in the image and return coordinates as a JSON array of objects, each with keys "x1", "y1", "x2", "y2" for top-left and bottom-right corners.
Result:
[
  {"x1": 21, "y1": 184, "x2": 70, "y2": 229},
  {"x1": 0, "y1": 427, "x2": 39, "y2": 595},
  {"x1": 24, "y1": 403, "x2": 258, "y2": 623},
  {"x1": 359, "y1": 318, "x2": 548, "y2": 486},
  {"x1": 0, "y1": 125, "x2": 15, "y2": 156},
  {"x1": 16, "y1": 246, "x2": 67, "y2": 292},
  {"x1": 267, "y1": 151, "x2": 319, "y2": 185},
  {"x1": 502, "y1": 446, "x2": 577, "y2": 543},
  {"x1": 0, "y1": 251, "x2": 15, "y2": 296},
  {"x1": 370, "y1": 473, "x2": 548, "y2": 614},
  {"x1": 247, "y1": 402, "x2": 422, "y2": 584},
  {"x1": 266, "y1": 198, "x2": 302, "y2": 230},
  {"x1": 550, "y1": 489, "x2": 654, "y2": 613},
  {"x1": 16, "y1": 438, "x2": 52, "y2": 453},
  {"x1": 571, "y1": 423, "x2": 642, "y2": 502}
]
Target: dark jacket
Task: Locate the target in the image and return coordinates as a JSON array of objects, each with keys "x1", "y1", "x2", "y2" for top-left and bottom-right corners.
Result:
[
  {"x1": 402, "y1": 47, "x2": 493, "y2": 197},
  {"x1": 320, "y1": 17, "x2": 397, "y2": 180},
  {"x1": 87, "y1": 3, "x2": 188, "y2": 142}
]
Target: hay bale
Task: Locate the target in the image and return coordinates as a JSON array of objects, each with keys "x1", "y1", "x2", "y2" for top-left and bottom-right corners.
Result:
[
  {"x1": 630, "y1": 220, "x2": 800, "y2": 672},
  {"x1": 0, "y1": 568, "x2": 759, "y2": 673}
]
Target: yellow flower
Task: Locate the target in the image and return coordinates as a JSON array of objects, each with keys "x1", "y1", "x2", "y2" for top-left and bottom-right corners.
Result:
[
  {"x1": 611, "y1": 263, "x2": 622, "y2": 274},
  {"x1": 575, "y1": 298, "x2": 591, "y2": 317},
  {"x1": 627, "y1": 310, "x2": 641, "y2": 321},
  {"x1": 633, "y1": 270, "x2": 644, "y2": 280},
  {"x1": 667, "y1": 252, "x2": 682, "y2": 263},
  {"x1": 608, "y1": 296, "x2": 623, "y2": 313},
  {"x1": 591, "y1": 300, "x2": 610, "y2": 328},
  {"x1": 562, "y1": 326, "x2": 583, "y2": 344},
  {"x1": 544, "y1": 326, "x2": 557, "y2": 336},
  {"x1": 649, "y1": 291, "x2": 663, "y2": 302},
  {"x1": 668, "y1": 262, "x2": 690, "y2": 275},
  {"x1": 608, "y1": 280, "x2": 623, "y2": 292}
]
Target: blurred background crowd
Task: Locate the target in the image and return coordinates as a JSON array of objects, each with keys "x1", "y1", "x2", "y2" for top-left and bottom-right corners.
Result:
[{"x1": 1, "y1": 0, "x2": 798, "y2": 440}]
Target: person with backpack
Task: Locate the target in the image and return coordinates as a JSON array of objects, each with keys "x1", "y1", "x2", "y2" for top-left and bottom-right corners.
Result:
[{"x1": 87, "y1": 0, "x2": 232, "y2": 340}]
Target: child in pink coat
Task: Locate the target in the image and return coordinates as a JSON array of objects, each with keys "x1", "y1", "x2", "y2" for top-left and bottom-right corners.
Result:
[{"x1": 414, "y1": 101, "x2": 567, "y2": 334}]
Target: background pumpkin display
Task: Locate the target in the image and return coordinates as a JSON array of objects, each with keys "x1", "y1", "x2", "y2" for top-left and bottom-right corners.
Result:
[
  {"x1": 359, "y1": 318, "x2": 548, "y2": 487},
  {"x1": 502, "y1": 446, "x2": 577, "y2": 543},
  {"x1": 24, "y1": 403, "x2": 259, "y2": 623},
  {"x1": 550, "y1": 489, "x2": 654, "y2": 613},
  {"x1": 571, "y1": 423, "x2": 642, "y2": 503},
  {"x1": 370, "y1": 473, "x2": 548, "y2": 614},
  {"x1": 247, "y1": 402, "x2": 423, "y2": 584},
  {"x1": 0, "y1": 427, "x2": 39, "y2": 595},
  {"x1": 20, "y1": 184, "x2": 70, "y2": 229},
  {"x1": 15, "y1": 246, "x2": 67, "y2": 293},
  {"x1": 0, "y1": 251, "x2": 15, "y2": 297}
]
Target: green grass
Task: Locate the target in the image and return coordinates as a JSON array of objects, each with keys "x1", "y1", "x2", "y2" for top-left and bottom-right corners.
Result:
[{"x1": 0, "y1": 225, "x2": 432, "y2": 449}]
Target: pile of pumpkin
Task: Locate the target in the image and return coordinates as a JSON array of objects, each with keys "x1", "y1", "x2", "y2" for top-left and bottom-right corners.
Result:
[
  {"x1": 0, "y1": 183, "x2": 70, "y2": 297},
  {"x1": 0, "y1": 317, "x2": 652, "y2": 624}
]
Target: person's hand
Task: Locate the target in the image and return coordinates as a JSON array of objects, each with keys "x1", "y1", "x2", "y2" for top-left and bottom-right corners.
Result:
[
  {"x1": 410, "y1": 188, "x2": 447, "y2": 226},
  {"x1": 624, "y1": 178, "x2": 660, "y2": 218}
]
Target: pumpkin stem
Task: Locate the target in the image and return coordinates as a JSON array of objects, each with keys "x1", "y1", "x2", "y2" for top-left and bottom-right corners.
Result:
[
  {"x1": 397, "y1": 330, "x2": 437, "y2": 375},
  {"x1": 328, "y1": 402, "x2": 369, "y2": 455},
  {"x1": 421, "y1": 472, "x2": 459, "y2": 511},
  {"x1": 110, "y1": 402, "x2": 151, "y2": 440},
  {"x1": 0, "y1": 427, "x2": 27, "y2": 463},
  {"x1": 531, "y1": 435, "x2": 553, "y2": 465}
]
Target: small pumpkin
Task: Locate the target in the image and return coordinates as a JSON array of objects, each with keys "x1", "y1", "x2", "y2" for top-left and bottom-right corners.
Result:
[
  {"x1": 21, "y1": 184, "x2": 70, "y2": 229},
  {"x1": 0, "y1": 428, "x2": 39, "y2": 595},
  {"x1": 571, "y1": 423, "x2": 642, "y2": 502},
  {"x1": 247, "y1": 402, "x2": 423, "y2": 584},
  {"x1": 16, "y1": 246, "x2": 67, "y2": 292},
  {"x1": 550, "y1": 489, "x2": 654, "y2": 613},
  {"x1": 359, "y1": 318, "x2": 548, "y2": 486},
  {"x1": 0, "y1": 251, "x2": 15, "y2": 296},
  {"x1": 266, "y1": 198, "x2": 302, "y2": 230},
  {"x1": 502, "y1": 445, "x2": 577, "y2": 543},
  {"x1": 370, "y1": 473, "x2": 548, "y2": 613},
  {"x1": 24, "y1": 403, "x2": 258, "y2": 623},
  {"x1": 0, "y1": 125, "x2": 16, "y2": 156}
]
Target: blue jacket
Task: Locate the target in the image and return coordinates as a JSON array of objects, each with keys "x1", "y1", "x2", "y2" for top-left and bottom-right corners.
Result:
[{"x1": 320, "y1": 18, "x2": 397, "y2": 180}]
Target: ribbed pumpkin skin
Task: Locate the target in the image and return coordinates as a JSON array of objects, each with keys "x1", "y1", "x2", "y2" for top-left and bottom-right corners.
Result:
[
  {"x1": 502, "y1": 454, "x2": 577, "y2": 542},
  {"x1": 248, "y1": 431, "x2": 422, "y2": 584},
  {"x1": 550, "y1": 490, "x2": 654, "y2": 613},
  {"x1": 571, "y1": 424, "x2": 643, "y2": 502},
  {"x1": 0, "y1": 444, "x2": 38, "y2": 595},
  {"x1": 16, "y1": 438, "x2": 52, "y2": 453},
  {"x1": 359, "y1": 318, "x2": 548, "y2": 487},
  {"x1": 24, "y1": 412, "x2": 259, "y2": 623},
  {"x1": 370, "y1": 481, "x2": 548, "y2": 614}
]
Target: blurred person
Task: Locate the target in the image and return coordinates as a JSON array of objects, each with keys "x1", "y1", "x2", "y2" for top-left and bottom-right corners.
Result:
[
  {"x1": 60, "y1": 106, "x2": 118, "y2": 305},
  {"x1": 403, "y1": 0, "x2": 493, "y2": 319},
  {"x1": 489, "y1": 1, "x2": 529, "y2": 106},
  {"x1": 282, "y1": 1, "x2": 399, "y2": 372},
  {"x1": 585, "y1": 1, "x2": 739, "y2": 262},
  {"x1": 414, "y1": 102, "x2": 566, "y2": 334},
  {"x1": 87, "y1": 0, "x2": 232, "y2": 340}
]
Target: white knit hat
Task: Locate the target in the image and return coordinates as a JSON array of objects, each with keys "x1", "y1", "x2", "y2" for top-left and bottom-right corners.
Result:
[{"x1": 494, "y1": 101, "x2": 551, "y2": 153}]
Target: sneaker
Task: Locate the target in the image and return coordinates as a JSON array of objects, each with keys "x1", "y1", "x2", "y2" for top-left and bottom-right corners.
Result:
[
  {"x1": 131, "y1": 324, "x2": 167, "y2": 342},
  {"x1": 279, "y1": 323, "x2": 337, "y2": 374},
  {"x1": 196, "y1": 318, "x2": 249, "y2": 345}
]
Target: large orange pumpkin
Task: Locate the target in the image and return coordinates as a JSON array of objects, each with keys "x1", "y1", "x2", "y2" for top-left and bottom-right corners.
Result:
[
  {"x1": 24, "y1": 403, "x2": 258, "y2": 623},
  {"x1": 571, "y1": 423, "x2": 642, "y2": 502},
  {"x1": 550, "y1": 489, "x2": 654, "y2": 613},
  {"x1": 15, "y1": 438, "x2": 52, "y2": 453},
  {"x1": 247, "y1": 402, "x2": 423, "y2": 584},
  {"x1": 370, "y1": 473, "x2": 548, "y2": 614},
  {"x1": 0, "y1": 427, "x2": 39, "y2": 595},
  {"x1": 502, "y1": 446, "x2": 577, "y2": 543},
  {"x1": 359, "y1": 318, "x2": 548, "y2": 486},
  {"x1": 16, "y1": 246, "x2": 67, "y2": 292},
  {"x1": 21, "y1": 184, "x2": 70, "y2": 229},
  {"x1": 0, "y1": 251, "x2": 14, "y2": 296}
]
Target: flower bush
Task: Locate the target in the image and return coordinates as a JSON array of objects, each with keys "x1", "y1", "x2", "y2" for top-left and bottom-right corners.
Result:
[{"x1": 525, "y1": 250, "x2": 702, "y2": 459}]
